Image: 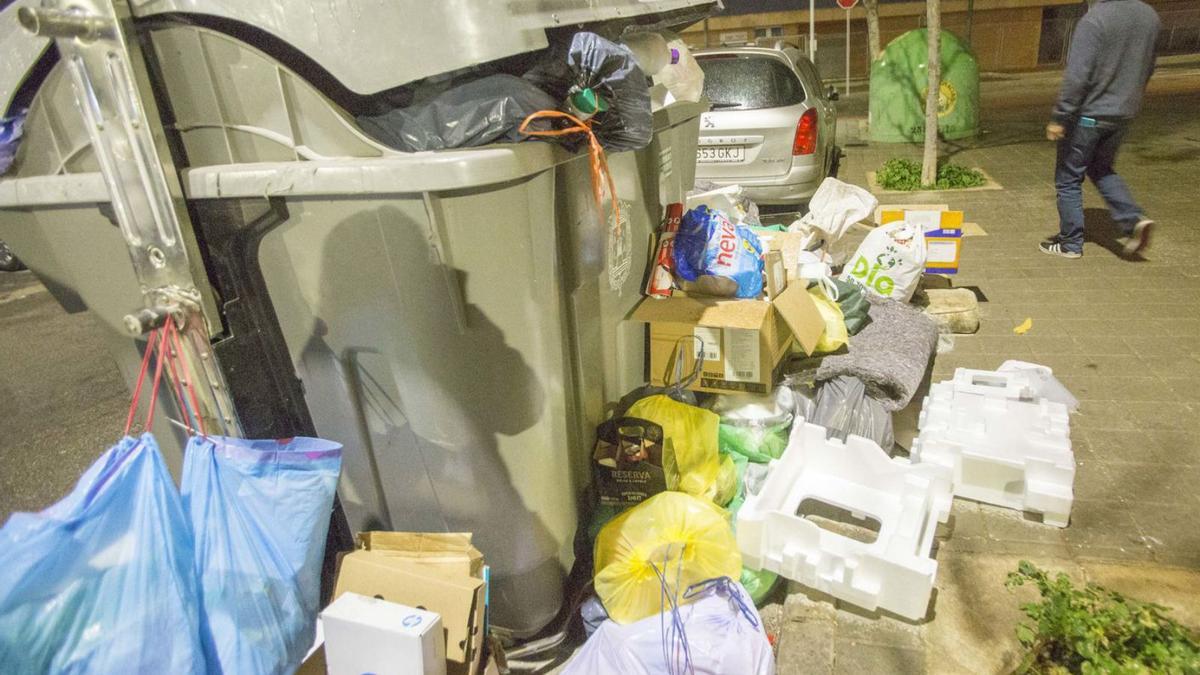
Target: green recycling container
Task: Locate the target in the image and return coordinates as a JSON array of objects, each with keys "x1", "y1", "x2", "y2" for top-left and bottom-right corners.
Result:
[{"x1": 869, "y1": 29, "x2": 979, "y2": 143}]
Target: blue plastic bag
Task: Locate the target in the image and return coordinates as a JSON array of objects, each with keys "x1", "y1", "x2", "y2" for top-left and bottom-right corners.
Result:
[
  {"x1": 182, "y1": 435, "x2": 343, "y2": 675},
  {"x1": 0, "y1": 109, "x2": 25, "y2": 176},
  {"x1": 0, "y1": 434, "x2": 206, "y2": 674},
  {"x1": 673, "y1": 205, "x2": 765, "y2": 298}
]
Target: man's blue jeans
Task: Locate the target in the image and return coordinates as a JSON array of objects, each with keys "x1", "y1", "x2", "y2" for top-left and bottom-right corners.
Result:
[{"x1": 1055, "y1": 118, "x2": 1143, "y2": 254}]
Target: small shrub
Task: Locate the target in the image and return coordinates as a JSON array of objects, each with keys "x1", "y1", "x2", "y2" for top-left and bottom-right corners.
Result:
[
  {"x1": 875, "y1": 158, "x2": 987, "y2": 191},
  {"x1": 1006, "y1": 560, "x2": 1200, "y2": 674}
]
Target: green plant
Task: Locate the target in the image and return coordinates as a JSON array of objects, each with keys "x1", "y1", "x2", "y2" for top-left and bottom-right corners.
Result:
[
  {"x1": 875, "y1": 157, "x2": 987, "y2": 191},
  {"x1": 1006, "y1": 561, "x2": 1200, "y2": 674}
]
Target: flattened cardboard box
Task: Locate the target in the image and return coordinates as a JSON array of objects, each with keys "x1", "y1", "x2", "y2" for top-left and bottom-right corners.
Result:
[
  {"x1": 335, "y1": 545, "x2": 485, "y2": 675},
  {"x1": 631, "y1": 284, "x2": 825, "y2": 395}
]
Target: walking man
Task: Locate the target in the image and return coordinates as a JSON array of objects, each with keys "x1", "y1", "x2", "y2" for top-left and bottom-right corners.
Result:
[{"x1": 1040, "y1": 0, "x2": 1160, "y2": 259}]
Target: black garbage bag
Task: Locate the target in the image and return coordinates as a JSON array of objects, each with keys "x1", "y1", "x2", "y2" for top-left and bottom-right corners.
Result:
[
  {"x1": 525, "y1": 32, "x2": 653, "y2": 152},
  {"x1": 356, "y1": 74, "x2": 557, "y2": 152}
]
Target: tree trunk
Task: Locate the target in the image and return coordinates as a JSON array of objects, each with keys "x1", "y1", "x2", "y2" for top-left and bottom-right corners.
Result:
[
  {"x1": 864, "y1": 0, "x2": 882, "y2": 61},
  {"x1": 921, "y1": 0, "x2": 942, "y2": 187}
]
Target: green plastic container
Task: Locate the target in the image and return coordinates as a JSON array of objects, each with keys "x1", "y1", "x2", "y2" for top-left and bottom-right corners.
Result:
[{"x1": 869, "y1": 29, "x2": 979, "y2": 143}]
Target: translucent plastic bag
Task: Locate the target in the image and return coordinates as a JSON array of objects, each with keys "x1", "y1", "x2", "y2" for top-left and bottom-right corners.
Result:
[
  {"x1": 564, "y1": 578, "x2": 773, "y2": 675},
  {"x1": 708, "y1": 388, "x2": 794, "y2": 465},
  {"x1": 183, "y1": 435, "x2": 343, "y2": 675},
  {"x1": 594, "y1": 492, "x2": 742, "y2": 624},
  {"x1": 626, "y1": 394, "x2": 722, "y2": 502},
  {"x1": 0, "y1": 434, "x2": 206, "y2": 673}
]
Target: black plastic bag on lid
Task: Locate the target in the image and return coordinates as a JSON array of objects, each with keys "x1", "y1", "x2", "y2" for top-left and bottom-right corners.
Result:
[
  {"x1": 524, "y1": 32, "x2": 653, "y2": 152},
  {"x1": 356, "y1": 74, "x2": 557, "y2": 152}
]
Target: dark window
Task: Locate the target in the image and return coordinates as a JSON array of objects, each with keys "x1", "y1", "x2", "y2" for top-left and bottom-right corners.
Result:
[{"x1": 696, "y1": 55, "x2": 807, "y2": 110}]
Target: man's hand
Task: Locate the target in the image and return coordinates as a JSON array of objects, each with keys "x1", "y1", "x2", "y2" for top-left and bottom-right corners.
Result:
[{"x1": 1046, "y1": 122, "x2": 1066, "y2": 141}]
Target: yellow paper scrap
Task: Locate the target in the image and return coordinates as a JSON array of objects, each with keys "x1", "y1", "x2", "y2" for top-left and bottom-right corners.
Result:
[{"x1": 1013, "y1": 317, "x2": 1033, "y2": 335}]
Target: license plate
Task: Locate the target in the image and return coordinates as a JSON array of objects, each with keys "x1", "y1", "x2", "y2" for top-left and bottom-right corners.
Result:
[{"x1": 697, "y1": 145, "x2": 745, "y2": 163}]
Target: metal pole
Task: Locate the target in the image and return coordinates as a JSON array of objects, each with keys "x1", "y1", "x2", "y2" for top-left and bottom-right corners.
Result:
[
  {"x1": 809, "y1": 0, "x2": 816, "y2": 59},
  {"x1": 845, "y1": 10, "x2": 851, "y2": 95},
  {"x1": 966, "y1": 0, "x2": 975, "y2": 46}
]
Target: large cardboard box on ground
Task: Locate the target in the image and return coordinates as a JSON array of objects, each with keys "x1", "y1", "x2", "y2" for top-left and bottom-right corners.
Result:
[
  {"x1": 334, "y1": 533, "x2": 487, "y2": 675},
  {"x1": 631, "y1": 284, "x2": 825, "y2": 395}
]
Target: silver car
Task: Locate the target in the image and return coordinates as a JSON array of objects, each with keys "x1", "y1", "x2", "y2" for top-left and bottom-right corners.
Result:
[{"x1": 693, "y1": 46, "x2": 839, "y2": 206}]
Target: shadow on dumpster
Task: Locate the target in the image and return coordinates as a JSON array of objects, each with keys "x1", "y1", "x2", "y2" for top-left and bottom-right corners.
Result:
[{"x1": 292, "y1": 204, "x2": 565, "y2": 634}]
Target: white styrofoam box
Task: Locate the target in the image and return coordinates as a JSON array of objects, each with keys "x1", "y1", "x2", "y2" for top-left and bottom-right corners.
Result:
[
  {"x1": 322, "y1": 592, "x2": 446, "y2": 675},
  {"x1": 913, "y1": 368, "x2": 1075, "y2": 527},
  {"x1": 737, "y1": 421, "x2": 953, "y2": 621}
]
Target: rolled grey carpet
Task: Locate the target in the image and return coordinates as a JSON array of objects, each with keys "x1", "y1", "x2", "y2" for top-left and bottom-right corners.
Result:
[{"x1": 812, "y1": 294, "x2": 939, "y2": 411}]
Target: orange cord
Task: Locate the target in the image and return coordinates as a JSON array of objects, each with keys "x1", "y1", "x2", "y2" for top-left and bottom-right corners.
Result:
[{"x1": 519, "y1": 110, "x2": 621, "y2": 238}]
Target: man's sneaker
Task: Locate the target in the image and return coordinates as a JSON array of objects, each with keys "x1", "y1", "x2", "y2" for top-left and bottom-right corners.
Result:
[
  {"x1": 1120, "y1": 217, "x2": 1154, "y2": 257},
  {"x1": 1039, "y1": 241, "x2": 1082, "y2": 258},
  {"x1": 1042, "y1": 232, "x2": 1063, "y2": 244}
]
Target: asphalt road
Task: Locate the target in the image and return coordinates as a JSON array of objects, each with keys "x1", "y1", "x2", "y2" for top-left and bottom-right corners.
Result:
[{"x1": 0, "y1": 270, "x2": 129, "y2": 521}]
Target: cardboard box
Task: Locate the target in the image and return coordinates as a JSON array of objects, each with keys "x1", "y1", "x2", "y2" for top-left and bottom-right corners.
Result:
[
  {"x1": 878, "y1": 204, "x2": 965, "y2": 275},
  {"x1": 631, "y1": 284, "x2": 825, "y2": 395},
  {"x1": 358, "y1": 532, "x2": 484, "y2": 579},
  {"x1": 592, "y1": 416, "x2": 667, "y2": 507},
  {"x1": 322, "y1": 592, "x2": 446, "y2": 675},
  {"x1": 335, "y1": 534, "x2": 487, "y2": 675}
]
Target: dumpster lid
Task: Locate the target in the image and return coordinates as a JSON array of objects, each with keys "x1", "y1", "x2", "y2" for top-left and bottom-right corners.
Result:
[{"x1": 127, "y1": 0, "x2": 719, "y2": 96}]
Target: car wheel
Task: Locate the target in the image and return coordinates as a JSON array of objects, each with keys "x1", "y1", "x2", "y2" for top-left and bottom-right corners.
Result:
[{"x1": 0, "y1": 240, "x2": 26, "y2": 272}]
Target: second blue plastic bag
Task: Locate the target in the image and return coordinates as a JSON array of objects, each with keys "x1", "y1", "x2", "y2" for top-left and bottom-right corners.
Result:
[
  {"x1": 673, "y1": 205, "x2": 765, "y2": 298},
  {"x1": 182, "y1": 435, "x2": 343, "y2": 675},
  {"x1": 0, "y1": 434, "x2": 205, "y2": 673}
]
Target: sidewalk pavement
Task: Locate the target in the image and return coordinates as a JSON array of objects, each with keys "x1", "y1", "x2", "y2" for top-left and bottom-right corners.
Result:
[{"x1": 770, "y1": 58, "x2": 1200, "y2": 674}]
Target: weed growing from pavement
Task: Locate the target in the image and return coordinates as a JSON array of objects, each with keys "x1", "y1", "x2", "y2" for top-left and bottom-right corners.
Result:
[{"x1": 1006, "y1": 561, "x2": 1200, "y2": 674}]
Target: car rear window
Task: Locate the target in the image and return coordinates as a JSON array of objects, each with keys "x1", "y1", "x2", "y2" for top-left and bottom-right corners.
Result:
[{"x1": 696, "y1": 55, "x2": 806, "y2": 110}]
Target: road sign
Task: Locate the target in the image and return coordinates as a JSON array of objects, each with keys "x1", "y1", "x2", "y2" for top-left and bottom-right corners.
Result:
[{"x1": 837, "y1": 0, "x2": 859, "y2": 9}]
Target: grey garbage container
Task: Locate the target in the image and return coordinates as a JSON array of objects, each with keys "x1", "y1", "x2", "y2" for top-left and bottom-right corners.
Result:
[{"x1": 0, "y1": 22, "x2": 704, "y2": 636}]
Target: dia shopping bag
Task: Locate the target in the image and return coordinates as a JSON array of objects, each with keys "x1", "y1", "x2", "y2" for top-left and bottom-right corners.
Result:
[{"x1": 839, "y1": 221, "x2": 927, "y2": 302}]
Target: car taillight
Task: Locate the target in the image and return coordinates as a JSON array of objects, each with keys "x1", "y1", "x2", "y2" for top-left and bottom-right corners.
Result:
[{"x1": 792, "y1": 108, "x2": 818, "y2": 156}]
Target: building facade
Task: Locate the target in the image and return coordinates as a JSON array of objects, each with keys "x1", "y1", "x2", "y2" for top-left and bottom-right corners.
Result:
[{"x1": 680, "y1": 0, "x2": 1200, "y2": 81}]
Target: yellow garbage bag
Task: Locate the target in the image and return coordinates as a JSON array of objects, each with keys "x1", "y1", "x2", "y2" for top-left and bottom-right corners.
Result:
[
  {"x1": 807, "y1": 284, "x2": 848, "y2": 353},
  {"x1": 626, "y1": 395, "x2": 722, "y2": 501},
  {"x1": 713, "y1": 453, "x2": 738, "y2": 507},
  {"x1": 593, "y1": 491, "x2": 742, "y2": 624}
]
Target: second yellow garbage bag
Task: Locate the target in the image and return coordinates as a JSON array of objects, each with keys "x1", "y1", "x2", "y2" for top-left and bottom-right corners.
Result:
[
  {"x1": 593, "y1": 492, "x2": 742, "y2": 624},
  {"x1": 626, "y1": 395, "x2": 725, "y2": 502},
  {"x1": 807, "y1": 284, "x2": 848, "y2": 353}
]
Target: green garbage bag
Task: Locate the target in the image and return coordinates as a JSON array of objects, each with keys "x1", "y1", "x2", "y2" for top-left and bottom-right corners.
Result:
[
  {"x1": 723, "y1": 451, "x2": 782, "y2": 605},
  {"x1": 829, "y1": 277, "x2": 871, "y2": 336},
  {"x1": 740, "y1": 567, "x2": 781, "y2": 605},
  {"x1": 718, "y1": 422, "x2": 790, "y2": 464}
]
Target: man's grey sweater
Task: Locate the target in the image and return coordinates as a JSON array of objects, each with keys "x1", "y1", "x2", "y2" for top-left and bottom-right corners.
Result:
[{"x1": 1052, "y1": 0, "x2": 1160, "y2": 124}]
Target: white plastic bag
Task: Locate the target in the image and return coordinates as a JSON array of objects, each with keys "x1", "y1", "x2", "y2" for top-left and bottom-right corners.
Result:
[
  {"x1": 686, "y1": 184, "x2": 761, "y2": 227},
  {"x1": 997, "y1": 360, "x2": 1080, "y2": 413},
  {"x1": 788, "y1": 177, "x2": 878, "y2": 248},
  {"x1": 839, "y1": 221, "x2": 927, "y2": 301},
  {"x1": 562, "y1": 578, "x2": 774, "y2": 675}
]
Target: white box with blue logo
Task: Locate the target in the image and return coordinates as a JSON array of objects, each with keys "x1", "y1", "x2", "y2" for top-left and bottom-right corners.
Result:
[{"x1": 322, "y1": 591, "x2": 446, "y2": 675}]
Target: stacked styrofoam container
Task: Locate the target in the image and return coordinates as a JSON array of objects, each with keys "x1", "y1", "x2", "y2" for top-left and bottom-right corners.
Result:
[
  {"x1": 912, "y1": 366, "x2": 1075, "y2": 527},
  {"x1": 737, "y1": 422, "x2": 953, "y2": 621}
]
